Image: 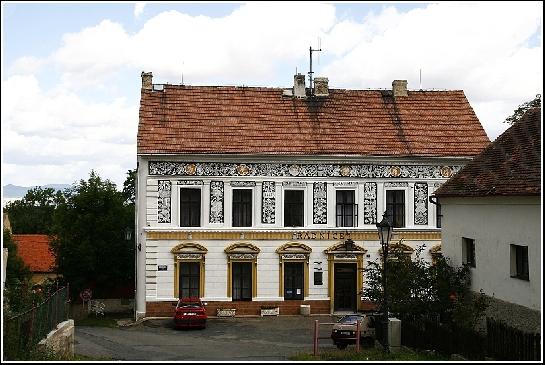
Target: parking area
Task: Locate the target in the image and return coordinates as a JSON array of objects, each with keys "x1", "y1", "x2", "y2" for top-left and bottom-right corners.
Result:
[{"x1": 75, "y1": 315, "x2": 341, "y2": 361}]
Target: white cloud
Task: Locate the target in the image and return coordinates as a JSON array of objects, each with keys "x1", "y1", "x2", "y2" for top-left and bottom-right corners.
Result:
[
  {"x1": 134, "y1": 2, "x2": 146, "y2": 18},
  {"x1": 8, "y1": 56, "x2": 45, "y2": 75},
  {"x1": 320, "y1": 2, "x2": 542, "y2": 139},
  {"x1": 2, "y1": 2, "x2": 542, "y2": 187},
  {"x1": 2, "y1": 75, "x2": 137, "y2": 187}
]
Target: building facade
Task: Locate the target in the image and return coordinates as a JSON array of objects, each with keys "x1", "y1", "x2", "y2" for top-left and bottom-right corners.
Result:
[
  {"x1": 434, "y1": 107, "x2": 541, "y2": 333},
  {"x1": 135, "y1": 72, "x2": 490, "y2": 319}
]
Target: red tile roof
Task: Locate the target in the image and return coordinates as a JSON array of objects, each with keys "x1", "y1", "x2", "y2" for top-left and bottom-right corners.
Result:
[
  {"x1": 434, "y1": 107, "x2": 541, "y2": 197},
  {"x1": 138, "y1": 86, "x2": 490, "y2": 157},
  {"x1": 12, "y1": 234, "x2": 55, "y2": 273}
]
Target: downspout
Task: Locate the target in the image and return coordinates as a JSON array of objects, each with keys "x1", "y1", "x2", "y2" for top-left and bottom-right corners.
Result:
[{"x1": 429, "y1": 196, "x2": 441, "y2": 228}]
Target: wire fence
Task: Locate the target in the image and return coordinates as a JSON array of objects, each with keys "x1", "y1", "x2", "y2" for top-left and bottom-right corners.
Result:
[{"x1": 3, "y1": 285, "x2": 70, "y2": 360}]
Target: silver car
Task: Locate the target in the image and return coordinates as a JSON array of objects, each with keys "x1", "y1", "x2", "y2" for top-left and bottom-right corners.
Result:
[{"x1": 330, "y1": 314, "x2": 377, "y2": 349}]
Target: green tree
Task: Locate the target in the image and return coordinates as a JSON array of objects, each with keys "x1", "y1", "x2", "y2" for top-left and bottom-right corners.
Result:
[
  {"x1": 50, "y1": 171, "x2": 134, "y2": 298},
  {"x1": 363, "y1": 244, "x2": 488, "y2": 329},
  {"x1": 4, "y1": 187, "x2": 65, "y2": 234},
  {"x1": 3, "y1": 229, "x2": 33, "y2": 314},
  {"x1": 122, "y1": 169, "x2": 136, "y2": 205},
  {"x1": 504, "y1": 94, "x2": 541, "y2": 125}
]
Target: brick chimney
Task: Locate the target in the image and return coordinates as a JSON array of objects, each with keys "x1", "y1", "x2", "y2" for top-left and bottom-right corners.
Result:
[
  {"x1": 392, "y1": 80, "x2": 408, "y2": 97},
  {"x1": 293, "y1": 73, "x2": 306, "y2": 98},
  {"x1": 141, "y1": 71, "x2": 153, "y2": 90},
  {"x1": 314, "y1": 77, "x2": 329, "y2": 97}
]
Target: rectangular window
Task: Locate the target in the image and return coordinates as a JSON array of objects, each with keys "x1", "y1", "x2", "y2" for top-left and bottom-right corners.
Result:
[
  {"x1": 232, "y1": 189, "x2": 252, "y2": 227},
  {"x1": 336, "y1": 190, "x2": 358, "y2": 227},
  {"x1": 284, "y1": 262, "x2": 304, "y2": 300},
  {"x1": 179, "y1": 262, "x2": 200, "y2": 299},
  {"x1": 284, "y1": 190, "x2": 304, "y2": 227},
  {"x1": 510, "y1": 245, "x2": 529, "y2": 281},
  {"x1": 313, "y1": 271, "x2": 323, "y2": 286},
  {"x1": 386, "y1": 190, "x2": 405, "y2": 228},
  {"x1": 232, "y1": 262, "x2": 252, "y2": 301},
  {"x1": 462, "y1": 237, "x2": 476, "y2": 268},
  {"x1": 180, "y1": 188, "x2": 201, "y2": 227}
]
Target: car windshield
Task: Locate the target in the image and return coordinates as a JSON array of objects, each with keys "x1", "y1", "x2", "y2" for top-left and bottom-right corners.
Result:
[
  {"x1": 177, "y1": 302, "x2": 201, "y2": 308},
  {"x1": 338, "y1": 315, "x2": 363, "y2": 324}
]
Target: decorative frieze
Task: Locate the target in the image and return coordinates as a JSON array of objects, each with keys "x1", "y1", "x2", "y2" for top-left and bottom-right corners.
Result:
[
  {"x1": 262, "y1": 181, "x2": 276, "y2": 224},
  {"x1": 230, "y1": 181, "x2": 256, "y2": 187},
  {"x1": 282, "y1": 181, "x2": 307, "y2": 188},
  {"x1": 363, "y1": 182, "x2": 377, "y2": 225},
  {"x1": 282, "y1": 253, "x2": 308, "y2": 260},
  {"x1": 158, "y1": 180, "x2": 171, "y2": 223},
  {"x1": 177, "y1": 180, "x2": 203, "y2": 185},
  {"x1": 149, "y1": 161, "x2": 462, "y2": 179},
  {"x1": 176, "y1": 254, "x2": 204, "y2": 260},
  {"x1": 209, "y1": 181, "x2": 224, "y2": 223},
  {"x1": 384, "y1": 182, "x2": 408, "y2": 188},
  {"x1": 414, "y1": 183, "x2": 428, "y2": 225},
  {"x1": 229, "y1": 253, "x2": 258, "y2": 260},
  {"x1": 333, "y1": 182, "x2": 357, "y2": 187},
  {"x1": 334, "y1": 253, "x2": 357, "y2": 260},
  {"x1": 313, "y1": 182, "x2": 327, "y2": 224}
]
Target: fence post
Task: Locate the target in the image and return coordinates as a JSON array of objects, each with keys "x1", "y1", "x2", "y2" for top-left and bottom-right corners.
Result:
[
  {"x1": 313, "y1": 320, "x2": 319, "y2": 356},
  {"x1": 355, "y1": 319, "x2": 360, "y2": 352}
]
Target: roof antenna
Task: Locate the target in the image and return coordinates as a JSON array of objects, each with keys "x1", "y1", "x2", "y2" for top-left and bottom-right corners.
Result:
[
  {"x1": 308, "y1": 43, "x2": 322, "y2": 96},
  {"x1": 181, "y1": 61, "x2": 185, "y2": 85},
  {"x1": 419, "y1": 68, "x2": 422, "y2": 90}
]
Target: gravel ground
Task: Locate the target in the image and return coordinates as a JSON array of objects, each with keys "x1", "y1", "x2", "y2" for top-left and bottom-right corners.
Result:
[{"x1": 75, "y1": 315, "x2": 342, "y2": 361}]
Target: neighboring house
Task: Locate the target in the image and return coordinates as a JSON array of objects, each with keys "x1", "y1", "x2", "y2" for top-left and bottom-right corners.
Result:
[
  {"x1": 434, "y1": 107, "x2": 541, "y2": 333},
  {"x1": 11, "y1": 234, "x2": 58, "y2": 284},
  {"x1": 135, "y1": 72, "x2": 490, "y2": 319}
]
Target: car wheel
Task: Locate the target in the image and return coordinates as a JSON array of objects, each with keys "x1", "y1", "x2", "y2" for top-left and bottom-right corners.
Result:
[{"x1": 336, "y1": 343, "x2": 348, "y2": 350}]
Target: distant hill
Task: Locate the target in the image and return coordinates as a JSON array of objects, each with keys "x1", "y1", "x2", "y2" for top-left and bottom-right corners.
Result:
[{"x1": 2, "y1": 184, "x2": 72, "y2": 199}]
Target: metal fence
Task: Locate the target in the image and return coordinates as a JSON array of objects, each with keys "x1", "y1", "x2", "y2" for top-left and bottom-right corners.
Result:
[
  {"x1": 3, "y1": 285, "x2": 70, "y2": 360},
  {"x1": 401, "y1": 315, "x2": 486, "y2": 360},
  {"x1": 401, "y1": 315, "x2": 541, "y2": 361}
]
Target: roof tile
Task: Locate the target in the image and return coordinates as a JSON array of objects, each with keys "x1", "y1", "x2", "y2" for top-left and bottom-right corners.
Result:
[
  {"x1": 137, "y1": 86, "x2": 490, "y2": 156},
  {"x1": 12, "y1": 234, "x2": 55, "y2": 273},
  {"x1": 434, "y1": 107, "x2": 541, "y2": 197}
]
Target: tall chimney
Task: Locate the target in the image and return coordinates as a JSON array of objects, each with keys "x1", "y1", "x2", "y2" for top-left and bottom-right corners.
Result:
[
  {"x1": 392, "y1": 80, "x2": 408, "y2": 97},
  {"x1": 314, "y1": 77, "x2": 329, "y2": 97},
  {"x1": 141, "y1": 71, "x2": 153, "y2": 90},
  {"x1": 293, "y1": 73, "x2": 306, "y2": 98}
]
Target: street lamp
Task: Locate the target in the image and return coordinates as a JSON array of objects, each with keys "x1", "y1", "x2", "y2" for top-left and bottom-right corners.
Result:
[
  {"x1": 124, "y1": 227, "x2": 132, "y2": 241},
  {"x1": 376, "y1": 212, "x2": 393, "y2": 353}
]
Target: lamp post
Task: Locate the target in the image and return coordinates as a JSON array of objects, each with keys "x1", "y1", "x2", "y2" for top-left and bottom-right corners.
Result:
[{"x1": 376, "y1": 212, "x2": 393, "y2": 353}]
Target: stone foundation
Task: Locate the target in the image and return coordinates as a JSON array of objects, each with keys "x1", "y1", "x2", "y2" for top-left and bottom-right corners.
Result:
[
  {"x1": 146, "y1": 300, "x2": 331, "y2": 317},
  {"x1": 38, "y1": 319, "x2": 74, "y2": 358}
]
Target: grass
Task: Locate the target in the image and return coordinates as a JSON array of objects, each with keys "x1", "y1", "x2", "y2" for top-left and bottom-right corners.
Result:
[
  {"x1": 75, "y1": 312, "x2": 131, "y2": 328},
  {"x1": 289, "y1": 346, "x2": 451, "y2": 361}
]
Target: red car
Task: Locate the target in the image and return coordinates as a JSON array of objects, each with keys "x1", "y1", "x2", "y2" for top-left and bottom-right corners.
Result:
[{"x1": 173, "y1": 297, "x2": 207, "y2": 329}]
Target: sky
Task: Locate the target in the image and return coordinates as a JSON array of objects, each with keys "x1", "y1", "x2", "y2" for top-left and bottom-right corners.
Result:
[{"x1": 1, "y1": 1, "x2": 543, "y2": 189}]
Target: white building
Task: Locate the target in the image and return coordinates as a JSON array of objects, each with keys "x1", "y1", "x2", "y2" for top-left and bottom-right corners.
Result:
[
  {"x1": 135, "y1": 72, "x2": 490, "y2": 319},
  {"x1": 434, "y1": 107, "x2": 541, "y2": 332}
]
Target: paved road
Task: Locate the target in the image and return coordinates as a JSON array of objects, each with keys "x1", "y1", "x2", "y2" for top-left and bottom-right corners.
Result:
[{"x1": 75, "y1": 315, "x2": 341, "y2": 361}]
